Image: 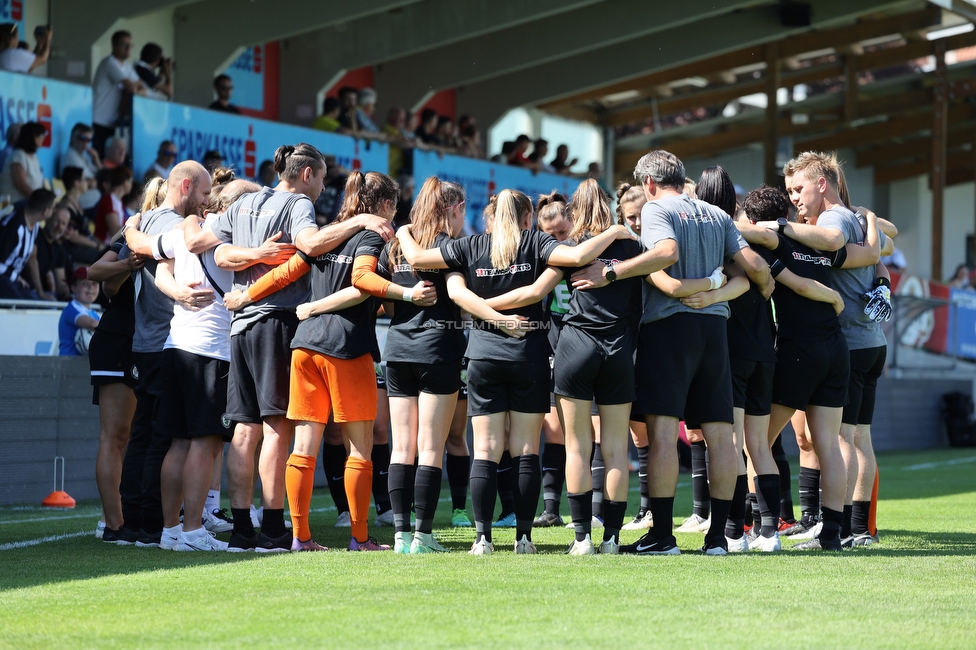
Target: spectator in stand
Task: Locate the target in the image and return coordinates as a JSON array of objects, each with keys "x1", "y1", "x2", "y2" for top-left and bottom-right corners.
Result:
[
  {"x1": 492, "y1": 141, "x2": 515, "y2": 164},
  {"x1": 337, "y1": 86, "x2": 360, "y2": 132},
  {"x1": 0, "y1": 22, "x2": 52, "y2": 74},
  {"x1": 393, "y1": 174, "x2": 415, "y2": 230},
  {"x1": 383, "y1": 107, "x2": 414, "y2": 178},
  {"x1": 312, "y1": 97, "x2": 343, "y2": 133},
  {"x1": 507, "y1": 134, "x2": 531, "y2": 167},
  {"x1": 59, "y1": 167, "x2": 105, "y2": 265},
  {"x1": 202, "y1": 150, "x2": 223, "y2": 175},
  {"x1": 458, "y1": 121, "x2": 482, "y2": 159},
  {"x1": 60, "y1": 124, "x2": 103, "y2": 207},
  {"x1": 123, "y1": 187, "x2": 143, "y2": 219},
  {"x1": 256, "y1": 159, "x2": 276, "y2": 187},
  {"x1": 58, "y1": 267, "x2": 100, "y2": 356},
  {"x1": 94, "y1": 166, "x2": 133, "y2": 244},
  {"x1": 0, "y1": 188, "x2": 56, "y2": 299},
  {"x1": 0, "y1": 123, "x2": 21, "y2": 172},
  {"x1": 414, "y1": 108, "x2": 440, "y2": 145},
  {"x1": 34, "y1": 203, "x2": 72, "y2": 301},
  {"x1": 356, "y1": 88, "x2": 380, "y2": 133},
  {"x1": 949, "y1": 264, "x2": 970, "y2": 289},
  {"x1": 134, "y1": 43, "x2": 174, "y2": 101},
  {"x1": 437, "y1": 116, "x2": 458, "y2": 151},
  {"x1": 527, "y1": 139, "x2": 554, "y2": 173},
  {"x1": 144, "y1": 140, "x2": 177, "y2": 183},
  {"x1": 209, "y1": 74, "x2": 240, "y2": 114},
  {"x1": 0, "y1": 121, "x2": 46, "y2": 205},
  {"x1": 102, "y1": 136, "x2": 128, "y2": 170},
  {"x1": 550, "y1": 144, "x2": 577, "y2": 175},
  {"x1": 91, "y1": 31, "x2": 146, "y2": 156}
]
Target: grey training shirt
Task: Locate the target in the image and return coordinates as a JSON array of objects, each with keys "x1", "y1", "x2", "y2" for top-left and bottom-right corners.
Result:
[{"x1": 130, "y1": 207, "x2": 183, "y2": 353}]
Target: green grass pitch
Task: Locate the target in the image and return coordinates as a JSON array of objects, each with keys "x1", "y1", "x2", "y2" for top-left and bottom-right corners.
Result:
[{"x1": 1, "y1": 448, "x2": 974, "y2": 648}]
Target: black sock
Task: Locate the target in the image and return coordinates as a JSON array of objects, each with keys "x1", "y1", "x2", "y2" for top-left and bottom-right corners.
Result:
[
  {"x1": 322, "y1": 443, "x2": 349, "y2": 514},
  {"x1": 446, "y1": 453, "x2": 469, "y2": 511},
  {"x1": 706, "y1": 498, "x2": 733, "y2": 547},
  {"x1": 746, "y1": 492, "x2": 758, "y2": 528},
  {"x1": 590, "y1": 443, "x2": 605, "y2": 520},
  {"x1": 231, "y1": 507, "x2": 254, "y2": 537},
  {"x1": 755, "y1": 474, "x2": 781, "y2": 538},
  {"x1": 772, "y1": 435, "x2": 795, "y2": 521},
  {"x1": 541, "y1": 443, "x2": 566, "y2": 515},
  {"x1": 798, "y1": 467, "x2": 821, "y2": 522},
  {"x1": 261, "y1": 508, "x2": 285, "y2": 537},
  {"x1": 603, "y1": 500, "x2": 627, "y2": 543},
  {"x1": 568, "y1": 491, "x2": 592, "y2": 542},
  {"x1": 371, "y1": 443, "x2": 392, "y2": 514},
  {"x1": 637, "y1": 445, "x2": 650, "y2": 511},
  {"x1": 841, "y1": 504, "x2": 853, "y2": 538},
  {"x1": 388, "y1": 463, "x2": 415, "y2": 533},
  {"x1": 470, "y1": 459, "x2": 497, "y2": 544},
  {"x1": 514, "y1": 454, "x2": 541, "y2": 541},
  {"x1": 497, "y1": 450, "x2": 515, "y2": 516},
  {"x1": 820, "y1": 506, "x2": 842, "y2": 542},
  {"x1": 650, "y1": 497, "x2": 675, "y2": 540},
  {"x1": 851, "y1": 500, "x2": 871, "y2": 535},
  {"x1": 691, "y1": 441, "x2": 710, "y2": 518},
  {"x1": 414, "y1": 465, "x2": 441, "y2": 535},
  {"x1": 724, "y1": 474, "x2": 748, "y2": 539}
]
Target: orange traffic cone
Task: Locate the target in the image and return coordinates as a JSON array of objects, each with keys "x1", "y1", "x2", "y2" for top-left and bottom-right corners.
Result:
[{"x1": 42, "y1": 457, "x2": 76, "y2": 509}]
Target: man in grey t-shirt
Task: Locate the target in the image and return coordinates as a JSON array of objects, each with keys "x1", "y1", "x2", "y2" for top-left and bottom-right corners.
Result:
[{"x1": 571, "y1": 150, "x2": 772, "y2": 555}]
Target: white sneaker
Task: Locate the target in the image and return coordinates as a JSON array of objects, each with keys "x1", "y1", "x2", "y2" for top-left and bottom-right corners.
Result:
[
  {"x1": 622, "y1": 511, "x2": 653, "y2": 531},
  {"x1": 160, "y1": 525, "x2": 182, "y2": 551},
  {"x1": 410, "y1": 532, "x2": 448, "y2": 554},
  {"x1": 175, "y1": 528, "x2": 229, "y2": 551},
  {"x1": 469, "y1": 535, "x2": 494, "y2": 555},
  {"x1": 598, "y1": 536, "x2": 620, "y2": 554},
  {"x1": 393, "y1": 531, "x2": 412, "y2": 554},
  {"x1": 567, "y1": 534, "x2": 595, "y2": 556},
  {"x1": 203, "y1": 508, "x2": 233, "y2": 534},
  {"x1": 374, "y1": 509, "x2": 395, "y2": 527},
  {"x1": 335, "y1": 511, "x2": 351, "y2": 527},
  {"x1": 514, "y1": 534, "x2": 537, "y2": 554},
  {"x1": 726, "y1": 535, "x2": 749, "y2": 553},
  {"x1": 95, "y1": 521, "x2": 105, "y2": 539},
  {"x1": 753, "y1": 533, "x2": 782, "y2": 552},
  {"x1": 676, "y1": 514, "x2": 710, "y2": 533},
  {"x1": 789, "y1": 520, "x2": 822, "y2": 541}
]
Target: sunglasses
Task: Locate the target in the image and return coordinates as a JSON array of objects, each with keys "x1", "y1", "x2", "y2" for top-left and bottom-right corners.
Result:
[
  {"x1": 162, "y1": 150, "x2": 178, "y2": 156},
  {"x1": 76, "y1": 135, "x2": 92, "y2": 142}
]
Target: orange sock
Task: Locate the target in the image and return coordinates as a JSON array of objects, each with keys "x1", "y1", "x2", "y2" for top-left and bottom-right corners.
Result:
[
  {"x1": 868, "y1": 467, "x2": 879, "y2": 536},
  {"x1": 285, "y1": 453, "x2": 316, "y2": 542},
  {"x1": 345, "y1": 456, "x2": 373, "y2": 543}
]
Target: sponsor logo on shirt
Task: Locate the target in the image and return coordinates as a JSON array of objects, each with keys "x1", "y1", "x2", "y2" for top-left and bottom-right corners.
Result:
[
  {"x1": 321, "y1": 253, "x2": 354, "y2": 264},
  {"x1": 393, "y1": 263, "x2": 440, "y2": 274},
  {"x1": 792, "y1": 251, "x2": 833, "y2": 266},
  {"x1": 238, "y1": 208, "x2": 276, "y2": 218},
  {"x1": 678, "y1": 211, "x2": 720, "y2": 223},
  {"x1": 474, "y1": 263, "x2": 532, "y2": 277},
  {"x1": 596, "y1": 258, "x2": 622, "y2": 266}
]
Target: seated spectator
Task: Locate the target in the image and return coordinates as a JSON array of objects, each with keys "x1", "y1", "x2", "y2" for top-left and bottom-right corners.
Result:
[
  {"x1": 457, "y1": 115, "x2": 483, "y2": 158},
  {"x1": 414, "y1": 108, "x2": 439, "y2": 145},
  {"x1": 437, "y1": 116, "x2": 458, "y2": 151},
  {"x1": 35, "y1": 203, "x2": 71, "y2": 301},
  {"x1": 209, "y1": 74, "x2": 240, "y2": 114},
  {"x1": 0, "y1": 23, "x2": 51, "y2": 74},
  {"x1": 94, "y1": 166, "x2": 132, "y2": 244},
  {"x1": 256, "y1": 159, "x2": 276, "y2": 187},
  {"x1": 202, "y1": 150, "x2": 223, "y2": 174},
  {"x1": 507, "y1": 134, "x2": 531, "y2": 166},
  {"x1": 0, "y1": 123, "x2": 21, "y2": 172},
  {"x1": 313, "y1": 155, "x2": 349, "y2": 226},
  {"x1": 0, "y1": 188, "x2": 56, "y2": 299},
  {"x1": 60, "y1": 123, "x2": 103, "y2": 206},
  {"x1": 527, "y1": 139, "x2": 554, "y2": 173},
  {"x1": 337, "y1": 86, "x2": 359, "y2": 132},
  {"x1": 58, "y1": 267, "x2": 100, "y2": 356},
  {"x1": 393, "y1": 174, "x2": 415, "y2": 230},
  {"x1": 0, "y1": 121, "x2": 46, "y2": 204},
  {"x1": 383, "y1": 107, "x2": 414, "y2": 178},
  {"x1": 550, "y1": 144, "x2": 577, "y2": 175},
  {"x1": 949, "y1": 264, "x2": 970, "y2": 289},
  {"x1": 91, "y1": 30, "x2": 146, "y2": 156},
  {"x1": 123, "y1": 187, "x2": 143, "y2": 219},
  {"x1": 492, "y1": 140, "x2": 515, "y2": 164},
  {"x1": 58, "y1": 166, "x2": 105, "y2": 265},
  {"x1": 102, "y1": 136, "x2": 127, "y2": 170},
  {"x1": 144, "y1": 140, "x2": 177, "y2": 182},
  {"x1": 312, "y1": 97, "x2": 343, "y2": 133},
  {"x1": 134, "y1": 42, "x2": 174, "y2": 100},
  {"x1": 356, "y1": 88, "x2": 380, "y2": 133}
]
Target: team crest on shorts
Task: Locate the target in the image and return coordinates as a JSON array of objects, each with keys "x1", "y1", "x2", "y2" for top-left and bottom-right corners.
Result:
[
  {"x1": 221, "y1": 416, "x2": 232, "y2": 429},
  {"x1": 131, "y1": 365, "x2": 139, "y2": 380}
]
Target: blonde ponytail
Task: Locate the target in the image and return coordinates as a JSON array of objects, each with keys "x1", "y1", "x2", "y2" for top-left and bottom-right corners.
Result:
[{"x1": 490, "y1": 190, "x2": 522, "y2": 270}]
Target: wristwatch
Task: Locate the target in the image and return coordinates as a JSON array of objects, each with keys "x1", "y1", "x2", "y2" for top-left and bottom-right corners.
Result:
[
  {"x1": 777, "y1": 217, "x2": 788, "y2": 234},
  {"x1": 605, "y1": 263, "x2": 617, "y2": 283}
]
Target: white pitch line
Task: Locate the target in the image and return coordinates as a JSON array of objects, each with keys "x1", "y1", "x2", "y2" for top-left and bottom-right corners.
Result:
[
  {"x1": 0, "y1": 531, "x2": 89, "y2": 551},
  {"x1": 903, "y1": 456, "x2": 976, "y2": 471},
  {"x1": 0, "y1": 511, "x2": 102, "y2": 526}
]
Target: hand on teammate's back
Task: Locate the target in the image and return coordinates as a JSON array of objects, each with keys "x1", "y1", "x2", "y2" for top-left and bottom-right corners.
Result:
[
  {"x1": 357, "y1": 214, "x2": 395, "y2": 241},
  {"x1": 255, "y1": 231, "x2": 297, "y2": 265},
  {"x1": 569, "y1": 262, "x2": 609, "y2": 291}
]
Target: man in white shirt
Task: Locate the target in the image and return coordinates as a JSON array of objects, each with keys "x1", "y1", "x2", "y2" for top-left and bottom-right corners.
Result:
[{"x1": 91, "y1": 30, "x2": 146, "y2": 156}]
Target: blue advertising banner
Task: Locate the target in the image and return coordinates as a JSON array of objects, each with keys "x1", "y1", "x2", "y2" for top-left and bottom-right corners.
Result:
[
  {"x1": 218, "y1": 46, "x2": 265, "y2": 112},
  {"x1": 0, "y1": 70, "x2": 92, "y2": 182},
  {"x1": 950, "y1": 287, "x2": 976, "y2": 361},
  {"x1": 411, "y1": 149, "x2": 581, "y2": 233},
  {"x1": 132, "y1": 96, "x2": 389, "y2": 182}
]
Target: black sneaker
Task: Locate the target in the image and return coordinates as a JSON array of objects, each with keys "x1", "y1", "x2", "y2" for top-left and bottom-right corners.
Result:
[
  {"x1": 113, "y1": 526, "x2": 140, "y2": 546},
  {"x1": 619, "y1": 532, "x2": 681, "y2": 555},
  {"x1": 227, "y1": 532, "x2": 259, "y2": 553},
  {"x1": 102, "y1": 526, "x2": 124, "y2": 543},
  {"x1": 840, "y1": 535, "x2": 856, "y2": 549},
  {"x1": 532, "y1": 511, "x2": 565, "y2": 527},
  {"x1": 135, "y1": 529, "x2": 162, "y2": 548},
  {"x1": 254, "y1": 531, "x2": 292, "y2": 553},
  {"x1": 794, "y1": 535, "x2": 843, "y2": 552},
  {"x1": 783, "y1": 518, "x2": 819, "y2": 537}
]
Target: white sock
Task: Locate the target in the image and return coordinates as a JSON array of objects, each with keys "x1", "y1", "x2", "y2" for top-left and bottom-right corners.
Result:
[
  {"x1": 182, "y1": 526, "x2": 208, "y2": 540},
  {"x1": 205, "y1": 491, "x2": 220, "y2": 513},
  {"x1": 163, "y1": 524, "x2": 182, "y2": 537}
]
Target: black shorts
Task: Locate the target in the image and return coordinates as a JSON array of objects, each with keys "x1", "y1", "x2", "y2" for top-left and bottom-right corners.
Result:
[
  {"x1": 157, "y1": 348, "x2": 232, "y2": 441},
  {"x1": 730, "y1": 357, "x2": 775, "y2": 416},
  {"x1": 132, "y1": 350, "x2": 167, "y2": 440},
  {"x1": 466, "y1": 359, "x2": 549, "y2": 416},
  {"x1": 225, "y1": 311, "x2": 298, "y2": 424},
  {"x1": 771, "y1": 332, "x2": 850, "y2": 410},
  {"x1": 386, "y1": 360, "x2": 462, "y2": 398},
  {"x1": 89, "y1": 330, "x2": 138, "y2": 405},
  {"x1": 842, "y1": 345, "x2": 886, "y2": 425},
  {"x1": 633, "y1": 313, "x2": 733, "y2": 428},
  {"x1": 553, "y1": 326, "x2": 635, "y2": 405}
]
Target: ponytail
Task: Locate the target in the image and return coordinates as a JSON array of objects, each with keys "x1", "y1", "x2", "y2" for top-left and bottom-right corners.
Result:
[
  {"x1": 273, "y1": 142, "x2": 326, "y2": 182},
  {"x1": 390, "y1": 176, "x2": 461, "y2": 265},
  {"x1": 490, "y1": 190, "x2": 522, "y2": 270},
  {"x1": 141, "y1": 177, "x2": 167, "y2": 213},
  {"x1": 336, "y1": 170, "x2": 399, "y2": 223},
  {"x1": 568, "y1": 178, "x2": 613, "y2": 241}
]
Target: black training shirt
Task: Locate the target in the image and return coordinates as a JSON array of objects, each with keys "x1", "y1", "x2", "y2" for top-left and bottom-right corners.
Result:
[
  {"x1": 94, "y1": 239, "x2": 135, "y2": 338},
  {"x1": 560, "y1": 237, "x2": 644, "y2": 337},
  {"x1": 727, "y1": 245, "x2": 776, "y2": 363},
  {"x1": 768, "y1": 233, "x2": 846, "y2": 343}
]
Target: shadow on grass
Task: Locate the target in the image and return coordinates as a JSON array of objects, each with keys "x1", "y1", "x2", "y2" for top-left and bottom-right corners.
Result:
[{"x1": 855, "y1": 529, "x2": 976, "y2": 556}]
